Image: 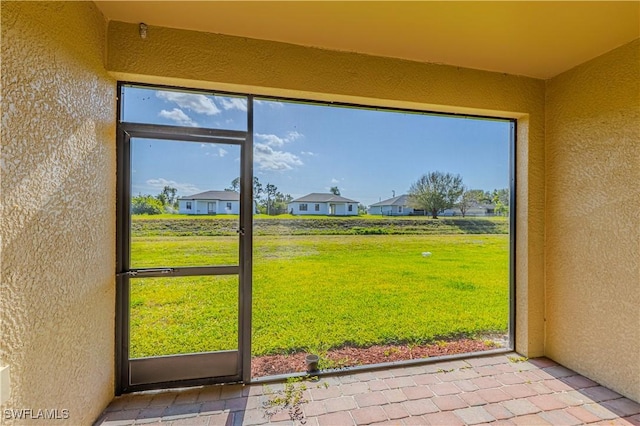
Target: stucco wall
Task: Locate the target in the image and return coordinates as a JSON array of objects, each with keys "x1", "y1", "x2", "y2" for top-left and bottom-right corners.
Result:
[
  {"x1": 1, "y1": 2, "x2": 116, "y2": 424},
  {"x1": 545, "y1": 39, "x2": 640, "y2": 401},
  {"x1": 106, "y1": 21, "x2": 547, "y2": 357}
]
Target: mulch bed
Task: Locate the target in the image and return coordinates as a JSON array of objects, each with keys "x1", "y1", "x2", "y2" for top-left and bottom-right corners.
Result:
[{"x1": 251, "y1": 338, "x2": 503, "y2": 377}]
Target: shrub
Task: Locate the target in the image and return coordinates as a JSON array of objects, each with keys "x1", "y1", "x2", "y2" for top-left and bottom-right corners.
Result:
[{"x1": 131, "y1": 195, "x2": 165, "y2": 215}]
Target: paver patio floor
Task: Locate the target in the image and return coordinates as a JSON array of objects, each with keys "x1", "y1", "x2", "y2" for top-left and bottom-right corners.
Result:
[{"x1": 95, "y1": 352, "x2": 640, "y2": 425}]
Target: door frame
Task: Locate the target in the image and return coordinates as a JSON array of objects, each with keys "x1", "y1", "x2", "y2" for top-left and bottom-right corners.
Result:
[{"x1": 115, "y1": 94, "x2": 254, "y2": 394}]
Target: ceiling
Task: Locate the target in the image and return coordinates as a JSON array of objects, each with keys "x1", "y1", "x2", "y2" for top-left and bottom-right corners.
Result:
[{"x1": 94, "y1": 1, "x2": 639, "y2": 79}]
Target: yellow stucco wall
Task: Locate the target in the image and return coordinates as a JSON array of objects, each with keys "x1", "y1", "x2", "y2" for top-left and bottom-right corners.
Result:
[
  {"x1": 1, "y1": 1, "x2": 637, "y2": 419},
  {"x1": 1, "y1": 2, "x2": 116, "y2": 424},
  {"x1": 106, "y1": 21, "x2": 547, "y2": 358},
  {"x1": 545, "y1": 39, "x2": 640, "y2": 401}
]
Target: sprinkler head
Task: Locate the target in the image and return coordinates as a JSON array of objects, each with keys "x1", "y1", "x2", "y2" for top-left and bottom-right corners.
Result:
[{"x1": 305, "y1": 354, "x2": 320, "y2": 373}]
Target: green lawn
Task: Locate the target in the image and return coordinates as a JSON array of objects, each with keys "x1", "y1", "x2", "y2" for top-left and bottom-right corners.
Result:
[{"x1": 129, "y1": 234, "x2": 509, "y2": 358}]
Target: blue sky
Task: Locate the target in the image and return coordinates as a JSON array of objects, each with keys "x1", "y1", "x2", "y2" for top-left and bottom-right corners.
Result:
[{"x1": 124, "y1": 86, "x2": 511, "y2": 206}]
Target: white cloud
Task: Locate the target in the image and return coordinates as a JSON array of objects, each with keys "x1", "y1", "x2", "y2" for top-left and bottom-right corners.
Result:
[
  {"x1": 200, "y1": 144, "x2": 229, "y2": 158},
  {"x1": 255, "y1": 131, "x2": 302, "y2": 147},
  {"x1": 254, "y1": 143, "x2": 303, "y2": 171},
  {"x1": 301, "y1": 151, "x2": 316, "y2": 156},
  {"x1": 156, "y1": 91, "x2": 221, "y2": 115},
  {"x1": 255, "y1": 99, "x2": 285, "y2": 108},
  {"x1": 331, "y1": 178, "x2": 340, "y2": 184},
  {"x1": 255, "y1": 133, "x2": 286, "y2": 147},
  {"x1": 145, "y1": 178, "x2": 201, "y2": 195},
  {"x1": 219, "y1": 97, "x2": 248, "y2": 112},
  {"x1": 253, "y1": 131, "x2": 304, "y2": 171},
  {"x1": 159, "y1": 108, "x2": 198, "y2": 127},
  {"x1": 286, "y1": 130, "x2": 302, "y2": 141}
]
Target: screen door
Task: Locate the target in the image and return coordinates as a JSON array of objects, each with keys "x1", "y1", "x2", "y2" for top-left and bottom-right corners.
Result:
[{"x1": 116, "y1": 116, "x2": 253, "y2": 393}]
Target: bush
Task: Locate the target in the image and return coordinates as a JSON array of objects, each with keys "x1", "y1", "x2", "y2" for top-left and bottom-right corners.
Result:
[{"x1": 132, "y1": 195, "x2": 165, "y2": 215}]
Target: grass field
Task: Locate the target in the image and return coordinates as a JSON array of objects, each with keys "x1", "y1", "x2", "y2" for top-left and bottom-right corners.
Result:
[{"x1": 129, "y1": 229, "x2": 509, "y2": 359}]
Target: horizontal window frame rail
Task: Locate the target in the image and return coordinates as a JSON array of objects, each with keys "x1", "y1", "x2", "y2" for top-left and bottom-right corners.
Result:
[
  {"x1": 129, "y1": 350, "x2": 239, "y2": 386},
  {"x1": 119, "y1": 266, "x2": 239, "y2": 278},
  {"x1": 119, "y1": 122, "x2": 247, "y2": 144},
  {"x1": 121, "y1": 80, "x2": 514, "y2": 124}
]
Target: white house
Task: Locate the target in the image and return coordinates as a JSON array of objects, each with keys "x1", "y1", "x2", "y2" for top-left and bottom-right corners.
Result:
[
  {"x1": 178, "y1": 190, "x2": 240, "y2": 215},
  {"x1": 368, "y1": 194, "x2": 414, "y2": 216},
  {"x1": 288, "y1": 193, "x2": 359, "y2": 216},
  {"x1": 369, "y1": 194, "x2": 496, "y2": 217},
  {"x1": 442, "y1": 203, "x2": 496, "y2": 217}
]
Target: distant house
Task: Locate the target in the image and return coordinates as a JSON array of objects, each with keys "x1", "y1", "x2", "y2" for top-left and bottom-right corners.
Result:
[
  {"x1": 368, "y1": 194, "x2": 414, "y2": 216},
  {"x1": 369, "y1": 194, "x2": 496, "y2": 217},
  {"x1": 178, "y1": 190, "x2": 240, "y2": 215},
  {"x1": 442, "y1": 203, "x2": 496, "y2": 217},
  {"x1": 288, "y1": 193, "x2": 359, "y2": 216}
]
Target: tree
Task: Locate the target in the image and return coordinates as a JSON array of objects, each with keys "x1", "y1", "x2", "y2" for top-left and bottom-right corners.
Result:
[
  {"x1": 156, "y1": 185, "x2": 178, "y2": 212},
  {"x1": 224, "y1": 177, "x2": 293, "y2": 215},
  {"x1": 457, "y1": 188, "x2": 488, "y2": 217},
  {"x1": 471, "y1": 189, "x2": 492, "y2": 204},
  {"x1": 265, "y1": 183, "x2": 278, "y2": 215},
  {"x1": 492, "y1": 188, "x2": 510, "y2": 216},
  {"x1": 272, "y1": 192, "x2": 293, "y2": 215},
  {"x1": 457, "y1": 187, "x2": 474, "y2": 218},
  {"x1": 330, "y1": 186, "x2": 340, "y2": 195},
  {"x1": 408, "y1": 171, "x2": 464, "y2": 219},
  {"x1": 226, "y1": 177, "x2": 264, "y2": 202},
  {"x1": 253, "y1": 177, "x2": 263, "y2": 201},
  {"x1": 225, "y1": 177, "x2": 240, "y2": 192}
]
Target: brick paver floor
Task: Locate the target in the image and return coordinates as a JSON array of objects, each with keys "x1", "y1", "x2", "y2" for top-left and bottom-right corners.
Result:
[{"x1": 94, "y1": 353, "x2": 640, "y2": 425}]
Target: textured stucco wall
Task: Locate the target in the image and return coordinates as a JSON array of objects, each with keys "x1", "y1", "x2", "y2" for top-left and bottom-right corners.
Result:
[
  {"x1": 1, "y1": 2, "x2": 116, "y2": 424},
  {"x1": 106, "y1": 21, "x2": 547, "y2": 358},
  {"x1": 545, "y1": 39, "x2": 640, "y2": 401}
]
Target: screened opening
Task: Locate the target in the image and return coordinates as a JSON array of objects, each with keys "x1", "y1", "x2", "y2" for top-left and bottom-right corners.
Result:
[
  {"x1": 250, "y1": 98, "x2": 513, "y2": 378},
  {"x1": 118, "y1": 83, "x2": 514, "y2": 385}
]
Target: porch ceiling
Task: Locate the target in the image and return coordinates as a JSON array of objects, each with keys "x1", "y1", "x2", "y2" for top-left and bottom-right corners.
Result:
[{"x1": 94, "y1": 1, "x2": 639, "y2": 79}]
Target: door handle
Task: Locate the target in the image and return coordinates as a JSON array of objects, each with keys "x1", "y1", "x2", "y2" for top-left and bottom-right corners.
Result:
[{"x1": 117, "y1": 268, "x2": 175, "y2": 277}]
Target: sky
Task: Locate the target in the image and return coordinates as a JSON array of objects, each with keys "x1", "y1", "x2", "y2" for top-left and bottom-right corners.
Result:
[{"x1": 123, "y1": 85, "x2": 511, "y2": 207}]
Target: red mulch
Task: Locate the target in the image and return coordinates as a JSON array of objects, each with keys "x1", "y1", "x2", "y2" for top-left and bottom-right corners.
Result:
[{"x1": 251, "y1": 338, "x2": 502, "y2": 377}]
